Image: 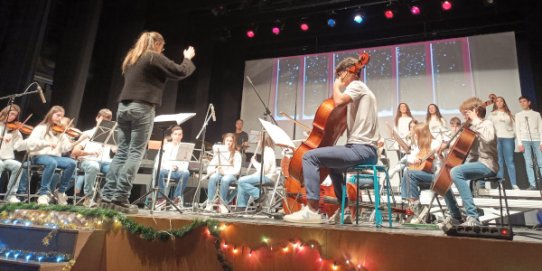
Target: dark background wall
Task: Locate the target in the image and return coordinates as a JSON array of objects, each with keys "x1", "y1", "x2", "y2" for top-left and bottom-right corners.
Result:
[{"x1": 0, "y1": 0, "x2": 541, "y2": 144}]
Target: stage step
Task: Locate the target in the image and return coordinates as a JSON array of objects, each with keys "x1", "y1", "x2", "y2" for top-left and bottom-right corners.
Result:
[{"x1": 0, "y1": 209, "x2": 105, "y2": 271}]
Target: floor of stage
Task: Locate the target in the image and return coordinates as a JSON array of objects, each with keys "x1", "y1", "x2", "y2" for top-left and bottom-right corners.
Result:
[{"x1": 127, "y1": 208, "x2": 542, "y2": 244}]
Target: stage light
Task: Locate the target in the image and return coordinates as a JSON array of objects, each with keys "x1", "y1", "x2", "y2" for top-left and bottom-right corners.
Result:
[
  {"x1": 384, "y1": 9, "x2": 394, "y2": 19},
  {"x1": 327, "y1": 18, "x2": 336, "y2": 27},
  {"x1": 441, "y1": 1, "x2": 453, "y2": 11},
  {"x1": 246, "y1": 29, "x2": 255, "y2": 38},
  {"x1": 353, "y1": 14, "x2": 364, "y2": 24},
  {"x1": 410, "y1": 5, "x2": 421, "y2": 15},
  {"x1": 300, "y1": 23, "x2": 309, "y2": 31},
  {"x1": 272, "y1": 26, "x2": 280, "y2": 35}
]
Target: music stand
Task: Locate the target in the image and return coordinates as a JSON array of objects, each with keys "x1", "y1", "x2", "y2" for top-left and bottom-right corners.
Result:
[
  {"x1": 162, "y1": 142, "x2": 195, "y2": 206},
  {"x1": 132, "y1": 113, "x2": 196, "y2": 215}
]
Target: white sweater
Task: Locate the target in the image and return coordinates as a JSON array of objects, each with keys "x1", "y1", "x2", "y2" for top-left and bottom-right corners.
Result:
[
  {"x1": 26, "y1": 124, "x2": 74, "y2": 157},
  {"x1": 515, "y1": 109, "x2": 542, "y2": 145},
  {"x1": 249, "y1": 146, "x2": 277, "y2": 179},
  {"x1": 207, "y1": 150, "x2": 242, "y2": 176},
  {"x1": 488, "y1": 111, "x2": 515, "y2": 138},
  {"x1": 0, "y1": 126, "x2": 26, "y2": 160},
  {"x1": 396, "y1": 116, "x2": 413, "y2": 139}
]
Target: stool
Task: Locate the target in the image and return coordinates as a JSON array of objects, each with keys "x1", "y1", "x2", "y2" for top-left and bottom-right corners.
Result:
[
  {"x1": 341, "y1": 164, "x2": 393, "y2": 227},
  {"x1": 470, "y1": 176, "x2": 512, "y2": 228}
]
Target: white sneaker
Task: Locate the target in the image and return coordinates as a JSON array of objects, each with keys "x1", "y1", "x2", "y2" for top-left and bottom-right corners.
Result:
[
  {"x1": 461, "y1": 216, "x2": 481, "y2": 227},
  {"x1": 204, "y1": 204, "x2": 214, "y2": 212},
  {"x1": 7, "y1": 196, "x2": 20, "y2": 203},
  {"x1": 283, "y1": 205, "x2": 324, "y2": 224},
  {"x1": 218, "y1": 204, "x2": 229, "y2": 214},
  {"x1": 37, "y1": 195, "x2": 50, "y2": 205},
  {"x1": 55, "y1": 192, "x2": 68, "y2": 206},
  {"x1": 512, "y1": 185, "x2": 520, "y2": 190},
  {"x1": 329, "y1": 208, "x2": 353, "y2": 224}
]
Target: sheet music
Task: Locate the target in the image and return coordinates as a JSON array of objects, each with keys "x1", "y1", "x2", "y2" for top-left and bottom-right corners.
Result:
[
  {"x1": 154, "y1": 113, "x2": 196, "y2": 125},
  {"x1": 258, "y1": 118, "x2": 296, "y2": 149},
  {"x1": 170, "y1": 143, "x2": 195, "y2": 171}
]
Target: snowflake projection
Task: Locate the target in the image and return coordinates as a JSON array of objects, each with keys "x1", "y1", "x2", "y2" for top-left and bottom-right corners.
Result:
[
  {"x1": 276, "y1": 58, "x2": 301, "y2": 117},
  {"x1": 397, "y1": 44, "x2": 433, "y2": 113},
  {"x1": 303, "y1": 55, "x2": 329, "y2": 117},
  {"x1": 365, "y1": 48, "x2": 394, "y2": 117}
]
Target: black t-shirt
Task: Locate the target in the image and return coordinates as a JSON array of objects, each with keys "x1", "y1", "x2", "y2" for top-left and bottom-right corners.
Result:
[{"x1": 235, "y1": 131, "x2": 249, "y2": 151}]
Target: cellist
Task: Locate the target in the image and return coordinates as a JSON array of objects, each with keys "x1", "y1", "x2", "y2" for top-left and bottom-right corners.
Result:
[
  {"x1": 438, "y1": 97, "x2": 498, "y2": 228},
  {"x1": 283, "y1": 57, "x2": 380, "y2": 224}
]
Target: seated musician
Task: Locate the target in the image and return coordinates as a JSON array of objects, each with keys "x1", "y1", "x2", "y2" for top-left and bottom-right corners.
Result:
[
  {"x1": 17, "y1": 106, "x2": 80, "y2": 206},
  {"x1": 205, "y1": 133, "x2": 242, "y2": 213},
  {"x1": 72, "y1": 109, "x2": 114, "y2": 207},
  {"x1": 283, "y1": 56, "x2": 380, "y2": 224},
  {"x1": 439, "y1": 97, "x2": 498, "y2": 228},
  {"x1": 404, "y1": 123, "x2": 442, "y2": 221},
  {"x1": 154, "y1": 125, "x2": 191, "y2": 208},
  {"x1": 235, "y1": 133, "x2": 276, "y2": 212},
  {"x1": 0, "y1": 104, "x2": 26, "y2": 203}
]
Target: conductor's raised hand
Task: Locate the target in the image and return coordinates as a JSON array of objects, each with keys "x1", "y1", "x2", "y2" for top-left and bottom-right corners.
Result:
[{"x1": 183, "y1": 46, "x2": 195, "y2": 60}]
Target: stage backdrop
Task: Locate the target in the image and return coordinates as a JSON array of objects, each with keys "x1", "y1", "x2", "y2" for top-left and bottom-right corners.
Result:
[{"x1": 240, "y1": 31, "x2": 522, "y2": 156}]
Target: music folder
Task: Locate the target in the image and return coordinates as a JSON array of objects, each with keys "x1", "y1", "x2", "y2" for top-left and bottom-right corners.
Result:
[
  {"x1": 154, "y1": 112, "x2": 196, "y2": 127},
  {"x1": 171, "y1": 143, "x2": 195, "y2": 171},
  {"x1": 90, "y1": 120, "x2": 118, "y2": 147}
]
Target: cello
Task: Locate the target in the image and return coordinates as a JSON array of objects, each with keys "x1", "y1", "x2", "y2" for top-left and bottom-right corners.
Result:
[
  {"x1": 431, "y1": 94, "x2": 497, "y2": 196},
  {"x1": 283, "y1": 53, "x2": 370, "y2": 216}
]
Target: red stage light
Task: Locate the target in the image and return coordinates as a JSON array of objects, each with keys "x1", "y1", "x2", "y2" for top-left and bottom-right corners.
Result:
[
  {"x1": 272, "y1": 26, "x2": 280, "y2": 35},
  {"x1": 442, "y1": 1, "x2": 453, "y2": 11},
  {"x1": 410, "y1": 5, "x2": 421, "y2": 15},
  {"x1": 300, "y1": 23, "x2": 309, "y2": 31},
  {"x1": 384, "y1": 10, "x2": 394, "y2": 19},
  {"x1": 246, "y1": 30, "x2": 255, "y2": 38}
]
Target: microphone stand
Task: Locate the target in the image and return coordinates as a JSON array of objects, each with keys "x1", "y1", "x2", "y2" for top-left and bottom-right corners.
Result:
[
  {"x1": 0, "y1": 82, "x2": 41, "y2": 151},
  {"x1": 245, "y1": 76, "x2": 274, "y2": 209},
  {"x1": 192, "y1": 104, "x2": 214, "y2": 211},
  {"x1": 524, "y1": 116, "x2": 542, "y2": 197}
]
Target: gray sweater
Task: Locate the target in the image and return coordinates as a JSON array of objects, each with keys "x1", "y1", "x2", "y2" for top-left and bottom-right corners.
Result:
[
  {"x1": 118, "y1": 52, "x2": 196, "y2": 106},
  {"x1": 467, "y1": 118, "x2": 499, "y2": 173}
]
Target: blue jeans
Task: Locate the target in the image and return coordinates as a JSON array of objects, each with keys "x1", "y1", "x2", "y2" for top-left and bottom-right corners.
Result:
[
  {"x1": 521, "y1": 140, "x2": 542, "y2": 187},
  {"x1": 158, "y1": 168, "x2": 190, "y2": 199},
  {"x1": 1, "y1": 159, "x2": 22, "y2": 197},
  {"x1": 496, "y1": 138, "x2": 517, "y2": 186},
  {"x1": 444, "y1": 162, "x2": 494, "y2": 219},
  {"x1": 407, "y1": 170, "x2": 434, "y2": 199},
  {"x1": 102, "y1": 102, "x2": 155, "y2": 202},
  {"x1": 400, "y1": 168, "x2": 410, "y2": 200},
  {"x1": 31, "y1": 155, "x2": 77, "y2": 195},
  {"x1": 80, "y1": 160, "x2": 110, "y2": 195},
  {"x1": 302, "y1": 144, "x2": 377, "y2": 201},
  {"x1": 236, "y1": 174, "x2": 271, "y2": 208},
  {"x1": 207, "y1": 173, "x2": 237, "y2": 204}
]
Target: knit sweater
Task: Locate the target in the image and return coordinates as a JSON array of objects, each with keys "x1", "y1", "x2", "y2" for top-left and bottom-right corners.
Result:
[{"x1": 118, "y1": 52, "x2": 196, "y2": 106}]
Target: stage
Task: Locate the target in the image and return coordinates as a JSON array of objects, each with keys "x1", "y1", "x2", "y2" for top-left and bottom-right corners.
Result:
[{"x1": 76, "y1": 209, "x2": 542, "y2": 271}]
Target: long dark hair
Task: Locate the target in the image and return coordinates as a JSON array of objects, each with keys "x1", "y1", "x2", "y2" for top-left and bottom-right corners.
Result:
[
  {"x1": 394, "y1": 103, "x2": 413, "y2": 126},
  {"x1": 426, "y1": 104, "x2": 444, "y2": 123}
]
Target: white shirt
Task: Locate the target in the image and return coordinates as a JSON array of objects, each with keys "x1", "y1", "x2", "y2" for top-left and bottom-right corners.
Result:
[
  {"x1": 488, "y1": 111, "x2": 515, "y2": 138},
  {"x1": 249, "y1": 146, "x2": 277, "y2": 179},
  {"x1": 25, "y1": 124, "x2": 74, "y2": 157},
  {"x1": 207, "y1": 150, "x2": 242, "y2": 176},
  {"x1": 0, "y1": 126, "x2": 25, "y2": 160},
  {"x1": 515, "y1": 109, "x2": 542, "y2": 145},
  {"x1": 78, "y1": 128, "x2": 112, "y2": 163}
]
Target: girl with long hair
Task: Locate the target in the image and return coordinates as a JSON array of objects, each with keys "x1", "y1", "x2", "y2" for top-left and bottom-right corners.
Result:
[
  {"x1": 100, "y1": 31, "x2": 196, "y2": 213},
  {"x1": 23, "y1": 105, "x2": 78, "y2": 205},
  {"x1": 489, "y1": 96, "x2": 518, "y2": 189},
  {"x1": 205, "y1": 133, "x2": 242, "y2": 213},
  {"x1": 426, "y1": 104, "x2": 448, "y2": 141},
  {"x1": 235, "y1": 134, "x2": 276, "y2": 212},
  {"x1": 0, "y1": 104, "x2": 25, "y2": 203}
]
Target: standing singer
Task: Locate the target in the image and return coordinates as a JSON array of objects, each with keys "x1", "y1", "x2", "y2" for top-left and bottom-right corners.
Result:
[
  {"x1": 284, "y1": 57, "x2": 380, "y2": 224},
  {"x1": 100, "y1": 31, "x2": 196, "y2": 213}
]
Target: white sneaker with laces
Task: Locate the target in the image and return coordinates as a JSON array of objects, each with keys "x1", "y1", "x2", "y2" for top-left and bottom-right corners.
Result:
[
  {"x1": 218, "y1": 204, "x2": 229, "y2": 214},
  {"x1": 7, "y1": 196, "x2": 20, "y2": 203},
  {"x1": 461, "y1": 216, "x2": 481, "y2": 227},
  {"x1": 37, "y1": 195, "x2": 50, "y2": 205},
  {"x1": 283, "y1": 205, "x2": 324, "y2": 224},
  {"x1": 204, "y1": 204, "x2": 214, "y2": 212},
  {"x1": 512, "y1": 185, "x2": 520, "y2": 190},
  {"x1": 438, "y1": 215, "x2": 462, "y2": 230},
  {"x1": 55, "y1": 192, "x2": 68, "y2": 206}
]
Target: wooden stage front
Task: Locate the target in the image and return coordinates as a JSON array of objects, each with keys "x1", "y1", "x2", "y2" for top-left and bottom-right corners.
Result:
[{"x1": 71, "y1": 210, "x2": 542, "y2": 271}]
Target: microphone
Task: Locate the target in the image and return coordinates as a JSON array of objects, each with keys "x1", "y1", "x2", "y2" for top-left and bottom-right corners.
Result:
[
  {"x1": 210, "y1": 103, "x2": 216, "y2": 122},
  {"x1": 37, "y1": 85, "x2": 47, "y2": 104}
]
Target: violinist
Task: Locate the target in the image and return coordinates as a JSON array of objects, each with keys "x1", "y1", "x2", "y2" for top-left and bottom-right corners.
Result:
[
  {"x1": 72, "y1": 109, "x2": 114, "y2": 207},
  {"x1": 283, "y1": 57, "x2": 380, "y2": 224},
  {"x1": 439, "y1": 97, "x2": 498, "y2": 228},
  {"x1": 19, "y1": 105, "x2": 78, "y2": 206},
  {"x1": 0, "y1": 104, "x2": 26, "y2": 203}
]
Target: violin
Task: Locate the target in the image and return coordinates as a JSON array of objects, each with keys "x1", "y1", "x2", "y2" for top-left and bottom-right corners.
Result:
[
  {"x1": 6, "y1": 122, "x2": 34, "y2": 135},
  {"x1": 52, "y1": 124, "x2": 82, "y2": 138}
]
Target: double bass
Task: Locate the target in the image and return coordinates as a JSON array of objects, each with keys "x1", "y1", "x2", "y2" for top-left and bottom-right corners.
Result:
[
  {"x1": 282, "y1": 53, "x2": 370, "y2": 216},
  {"x1": 431, "y1": 94, "x2": 496, "y2": 196}
]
